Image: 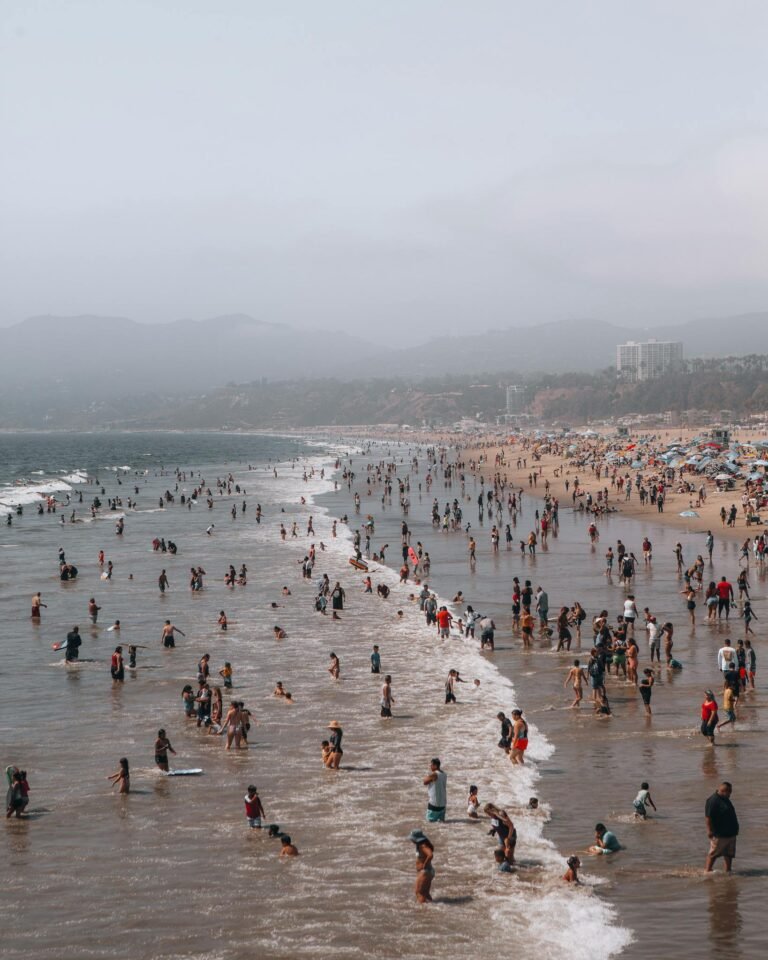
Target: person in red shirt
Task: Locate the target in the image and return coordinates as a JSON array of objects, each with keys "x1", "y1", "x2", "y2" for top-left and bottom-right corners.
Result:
[
  {"x1": 715, "y1": 577, "x2": 734, "y2": 619},
  {"x1": 244, "y1": 785, "x2": 265, "y2": 828},
  {"x1": 110, "y1": 646, "x2": 124, "y2": 683},
  {"x1": 436, "y1": 607, "x2": 453, "y2": 639},
  {"x1": 700, "y1": 690, "x2": 719, "y2": 744}
]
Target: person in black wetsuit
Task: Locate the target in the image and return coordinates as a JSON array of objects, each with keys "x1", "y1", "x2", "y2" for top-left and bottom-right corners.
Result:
[{"x1": 65, "y1": 626, "x2": 82, "y2": 662}]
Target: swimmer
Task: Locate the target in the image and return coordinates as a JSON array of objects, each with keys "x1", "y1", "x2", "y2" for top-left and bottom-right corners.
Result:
[
  {"x1": 279, "y1": 836, "x2": 299, "y2": 857},
  {"x1": 563, "y1": 855, "x2": 581, "y2": 883},
  {"x1": 273, "y1": 626, "x2": 286, "y2": 639},
  {"x1": 273, "y1": 681, "x2": 286, "y2": 697}
]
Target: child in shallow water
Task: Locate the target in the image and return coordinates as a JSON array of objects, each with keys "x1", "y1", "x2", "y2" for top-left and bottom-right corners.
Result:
[
  {"x1": 563, "y1": 856, "x2": 581, "y2": 883},
  {"x1": 633, "y1": 781, "x2": 657, "y2": 819},
  {"x1": 467, "y1": 785, "x2": 480, "y2": 819}
]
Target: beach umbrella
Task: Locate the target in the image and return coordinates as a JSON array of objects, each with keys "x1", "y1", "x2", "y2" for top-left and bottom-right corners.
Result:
[
  {"x1": 753, "y1": 459, "x2": 768, "y2": 467},
  {"x1": 714, "y1": 473, "x2": 732, "y2": 481},
  {"x1": 679, "y1": 510, "x2": 700, "y2": 518}
]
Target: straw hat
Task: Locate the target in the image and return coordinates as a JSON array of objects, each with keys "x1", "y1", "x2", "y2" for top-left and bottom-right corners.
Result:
[{"x1": 328, "y1": 720, "x2": 342, "y2": 730}]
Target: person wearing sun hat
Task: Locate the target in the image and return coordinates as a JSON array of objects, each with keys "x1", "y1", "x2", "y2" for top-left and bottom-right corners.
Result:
[
  {"x1": 408, "y1": 828, "x2": 435, "y2": 903},
  {"x1": 327, "y1": 720, "x2": 343, "y2": 769}
]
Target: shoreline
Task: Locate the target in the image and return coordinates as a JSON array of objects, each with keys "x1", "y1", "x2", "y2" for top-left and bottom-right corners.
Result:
[{"x1": 322, "y1": 436, "x2": 767, "y2": 960}]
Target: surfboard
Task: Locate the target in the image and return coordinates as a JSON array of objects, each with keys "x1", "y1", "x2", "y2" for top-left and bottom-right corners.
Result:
[
  {"x1": 349, "y1": 557, "x2": 368, "y2": 571},
  {"x1": 51, "y1": 641, "x2": 66, "y2": 651},
  {"x1": 164, "y1": 768, "x2": 203, "y2": 776}
]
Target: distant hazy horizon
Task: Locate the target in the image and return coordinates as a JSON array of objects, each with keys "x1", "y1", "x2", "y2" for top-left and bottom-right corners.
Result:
[{"x1": 3, "y1": 1, "x2": 768, "y2": 343}]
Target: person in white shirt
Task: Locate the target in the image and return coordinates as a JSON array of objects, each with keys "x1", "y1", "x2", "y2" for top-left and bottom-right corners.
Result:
[
  {"x1": 717, "y1": 640, "x2": 736, "y2": 674},
  {"x1": 623, "y1": 596, "x2": 639, "y2": 637},
  {"x1": 646, "y1": 617, "x2": 660, "y2": 663}
]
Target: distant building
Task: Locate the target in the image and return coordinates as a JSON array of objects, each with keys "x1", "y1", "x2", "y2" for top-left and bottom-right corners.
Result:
[
  {"x1": 505, "y1": 384, "x2": 528, "y2": 414},
  {"x1": 616, "y1": 340, "x2": 683, "y2": 382}
]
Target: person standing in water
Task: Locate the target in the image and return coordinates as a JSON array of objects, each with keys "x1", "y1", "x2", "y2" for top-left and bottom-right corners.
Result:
[
  {"x1": 424, "y1": 758, "x2": 447, "y2": 822},
  {"x1": 380, "y1": 675, "x2": 394, "y2": 719},
  {"x1": 107, "y1": 758, "x2": 130, "y2": 794},
  {"x1": 154, "y1": 730, "x2": 176, "y2": 772},
  {"x1": 161, "y1": 620, "x2": 185, "y2": 649},
  {"x1": 705, "y1": 782, "x2": 739, "y2": 873},
  {"x1": 31, "y1": 592, "x2": 47, "y2": 619},
  {"x1": 564, "y1": 660, "x2": 586, "y2": 708},
  {"x1": 110, "y1": 646, "x2": 125, "y2": 683},
  {"x1": 327, "y1": 720, "x2": 343, "y2": 769},
  {"x1": 510, "y1": 710, "x2": 529, "y2": 765},
  {"x1": 409, "y1": 829, "x2": 435, "y2": 903},
  {"x1": 65, "y1": 626, "x2": 82, "y2": 663}
]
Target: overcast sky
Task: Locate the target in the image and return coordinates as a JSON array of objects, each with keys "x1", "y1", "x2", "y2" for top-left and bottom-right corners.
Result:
[{"x1": 2, "y1": 0, "x2": 768, "y2": 343}]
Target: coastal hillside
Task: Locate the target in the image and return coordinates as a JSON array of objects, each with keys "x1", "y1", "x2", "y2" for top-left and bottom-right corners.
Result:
[
  {"x1": 3, "y1": 313, "x2": 768, "y2": 408},
  {"x1": 2, "y1": 363, "x2": 767, "y2": 430}
]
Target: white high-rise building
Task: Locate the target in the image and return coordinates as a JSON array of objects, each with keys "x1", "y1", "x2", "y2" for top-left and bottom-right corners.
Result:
[
  {"x1": 616, "y1": 340, "x2": 683, "y2": 382},
  {"x1": 505, "y1": 384, "x2": 528, "y2": 414}
]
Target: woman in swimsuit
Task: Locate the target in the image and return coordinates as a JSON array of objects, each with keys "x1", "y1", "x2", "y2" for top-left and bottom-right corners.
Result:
[
  {"x1": 327, "y1": 721, "x2": 343, "y2": 769},
  {"x1": 154, "y1": 730, "x2": 176, "y2": 771},
  {"x1": 107, "y1": 757, "x2": 130, "y2": 794},
  {"x1": 409, "y1": 829, "x2": 435, "y2": 903},
  {"x1": 571, "y1": 601, "x2": 586, "y2": 642},
  {"x1": 626, "y1": 638, "x2": 639, "y2": 685},
  {"x1": 221, "y1": 701, "x2": 242, "y2": 750},
  {"x1": 556, "y1": 607, "x2": 572, "y2": 652},
  {"x1": 210, "y1": 687, "x2": 223, "y2": 727},
  {"x1": 661, "y1": 622, "x2": 675, "y2": 665},
  {"x1": 510, "y1": 710, "x2": 528, "y2": 765}
]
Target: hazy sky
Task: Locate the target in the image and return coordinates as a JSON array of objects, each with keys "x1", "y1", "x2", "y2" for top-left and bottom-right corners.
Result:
[{"x1": 3, "y1": 0, "x2": 768, "y2": 342}]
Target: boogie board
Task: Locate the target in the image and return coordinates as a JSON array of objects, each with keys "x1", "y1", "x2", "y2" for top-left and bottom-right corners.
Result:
[
  {"x1": 164, "y1": 768, "x2": 203, "y2": 776},
  {"x1": 51, "y1": 641, "x2": 66, "y2": 651},
  {"x1": 349, "y1": 557, "x2": 368, "y2": 571}
]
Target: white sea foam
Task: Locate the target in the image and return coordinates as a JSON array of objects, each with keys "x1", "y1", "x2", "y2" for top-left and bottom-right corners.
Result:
[{"x1": 246, "y1": 446, "x2": 634, "y2": 959}]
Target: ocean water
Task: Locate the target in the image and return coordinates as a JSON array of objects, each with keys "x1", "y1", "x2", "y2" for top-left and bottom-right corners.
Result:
[
  {"x1": 319, "y1": 442, "x2": 768, "y2": 960},
  {"x1": 0, "y1": 432, "x2": 632, "y2": 960}
]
